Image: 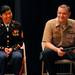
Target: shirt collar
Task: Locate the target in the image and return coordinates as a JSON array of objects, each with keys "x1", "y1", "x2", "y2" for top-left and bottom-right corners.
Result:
[
  {"x1": 5, "y1": 24, "x2": 9, "y2": 27},
  {"x1": 55, "y1": 18, "x2": 72, "y2": 27}
]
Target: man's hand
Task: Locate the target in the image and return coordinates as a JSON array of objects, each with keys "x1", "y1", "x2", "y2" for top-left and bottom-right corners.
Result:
[
  {"x1": 57, "y1": 47, "x2": 66, "y2": 57},
  {"x1": 4, "y1": 48, "x2": 13, "y2": 55}
]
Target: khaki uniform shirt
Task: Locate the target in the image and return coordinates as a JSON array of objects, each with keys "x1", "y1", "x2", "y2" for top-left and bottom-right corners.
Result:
[{"x1": 42, "y1": 18, "x2": 75, "y2": 47}]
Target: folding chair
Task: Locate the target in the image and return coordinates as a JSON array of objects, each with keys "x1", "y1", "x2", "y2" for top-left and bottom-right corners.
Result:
[
  {"x1": 19, "y1": 42, "x2": 27, "y2": 75},
  {"x1": 41, "y1": 43, "x2": 74, "y2": 75},
  {"x1": 42, "y1": 59, "x2": 74, "y2": 75}
]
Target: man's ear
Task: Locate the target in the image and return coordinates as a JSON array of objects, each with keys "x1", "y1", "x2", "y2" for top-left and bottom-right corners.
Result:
[
  {"x1": 0, "y1": 15, "x2": 2, "y2": 18},
  {"x1": 69, "y1": 12, "x2": 71, "y2": 17}
]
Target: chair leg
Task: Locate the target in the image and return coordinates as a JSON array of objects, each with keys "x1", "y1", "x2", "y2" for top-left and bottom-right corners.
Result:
[
  {"x1": 42, "y1": 62, "x2": 44, "y2": 75},
  {"x1": 42, "y1": 62, "x2": 48, "y2": 75},
  {"x1": 19, "y1": 59, "x2": 25, "y2": 75}
]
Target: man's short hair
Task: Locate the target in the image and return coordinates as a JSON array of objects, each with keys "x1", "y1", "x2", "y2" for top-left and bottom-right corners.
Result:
[
  {"x1": 0, "y1": 5, "x2": 11, "y2": 15},
  {"x1": 58, "y1": 4, "x2": 71, "y2": 12}
]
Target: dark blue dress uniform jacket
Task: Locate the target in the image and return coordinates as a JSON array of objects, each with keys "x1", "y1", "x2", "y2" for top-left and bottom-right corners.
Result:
[{"x1": 0, "y1": 20, "x2": 23, "y2": 50}]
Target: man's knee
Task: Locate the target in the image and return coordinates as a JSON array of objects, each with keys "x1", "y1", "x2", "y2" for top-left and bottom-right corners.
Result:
[
  {"x1": 0, "y1": 51, "x2": 6, "y2": 60},
  {"x1": 12, "y1": 51, "x2": 22, "y2": 60},
  {"x1": 40, "y1": 48, "x2": 52, "y2": 61}
]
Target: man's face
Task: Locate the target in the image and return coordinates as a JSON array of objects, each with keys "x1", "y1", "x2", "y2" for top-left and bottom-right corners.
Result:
[
  {"x1": 57, "y1": 7, "x2": 70, "y2": 24},
  {"x1": 1, "y1": 10, "x2": 12, "y2": 24}
]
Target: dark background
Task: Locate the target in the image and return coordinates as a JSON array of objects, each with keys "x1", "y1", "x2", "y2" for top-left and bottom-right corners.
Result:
[{"x1": 0, "y1": 0, "x2": 75, "y2": 75}]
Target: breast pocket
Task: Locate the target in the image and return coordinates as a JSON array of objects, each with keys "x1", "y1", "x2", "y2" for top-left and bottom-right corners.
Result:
[
  {"x1": 12, "y1": 29, "x2": 20, "y2": 36},
  {"x1": 63, "y1": 32, "x2": 75, "y2": 44}
]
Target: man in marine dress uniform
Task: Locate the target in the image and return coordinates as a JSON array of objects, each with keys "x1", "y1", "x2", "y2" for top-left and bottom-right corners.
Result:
[{"x1": 0, "y1": 5, "x2": 24, "y2": 75}]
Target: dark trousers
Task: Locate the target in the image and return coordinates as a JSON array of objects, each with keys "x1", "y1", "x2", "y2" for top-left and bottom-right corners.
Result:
[
  {"x1": 40, "y1": 48, "x2": 75, "y2": 75},
  {"x1": 0, "y1": 49, "x2": 23, "y2": 75}
]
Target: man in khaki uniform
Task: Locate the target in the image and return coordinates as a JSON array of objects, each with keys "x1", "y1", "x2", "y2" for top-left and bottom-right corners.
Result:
[{"x1": 41, "y1": 4, "x2": 75, "y2": 75}]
